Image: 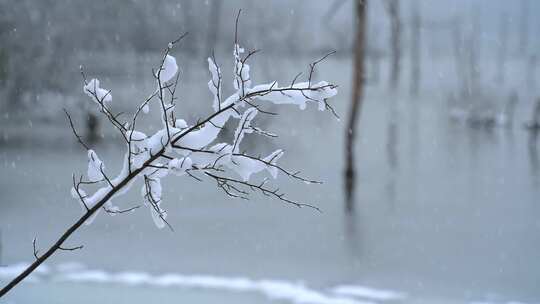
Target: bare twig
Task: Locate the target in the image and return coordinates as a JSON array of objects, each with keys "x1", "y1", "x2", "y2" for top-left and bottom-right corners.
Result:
[
  {"x1": 58, "y1": 245, "x2": 84, "y2": 251},
  {"x1": 104, "y1": 204, "x2": 141, "y2": 215},
  {"x1": 32, "y1": 238, "x2": 39, "y2": 260},
  {"x1": 205, "y1": 172, "x2": 321, "y2": 212},
  {"x1": 308, "y1": 50, "x2": 336, "y2": 87},
  {"x1": 64, "y1": 109, "x2": 90, "y2": 150},
  {"x1": 0, "y1": 17, "x2": 336, "y2": 298}
]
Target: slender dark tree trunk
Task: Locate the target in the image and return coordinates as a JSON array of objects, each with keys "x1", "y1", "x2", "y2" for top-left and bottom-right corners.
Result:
[
  {"x1": 345, "y1": 0, "x2": 367, "y2": 213},
  {"x1": 86, "y1": 112, "x2": 100, "y2": 144}
]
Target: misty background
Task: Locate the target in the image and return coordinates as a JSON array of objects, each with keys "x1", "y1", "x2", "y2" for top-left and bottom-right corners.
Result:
[{"x1": 1, "y1": 1, "x2": 539, "y2": 304}]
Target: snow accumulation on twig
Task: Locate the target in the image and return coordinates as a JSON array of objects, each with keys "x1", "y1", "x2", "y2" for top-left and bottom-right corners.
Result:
[{"x1": 0, "y1": 11, "x2": 337, "y2": 298}]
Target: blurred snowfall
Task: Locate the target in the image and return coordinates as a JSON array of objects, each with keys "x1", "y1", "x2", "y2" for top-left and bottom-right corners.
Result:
[{"x1": 0, "y1": 1, "x2": 539, "y2": 304}]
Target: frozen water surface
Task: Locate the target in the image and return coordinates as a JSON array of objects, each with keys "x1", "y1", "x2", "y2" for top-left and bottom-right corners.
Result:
[{"x1": 1, "y1": 56, "x2": 539, "y2": 304}]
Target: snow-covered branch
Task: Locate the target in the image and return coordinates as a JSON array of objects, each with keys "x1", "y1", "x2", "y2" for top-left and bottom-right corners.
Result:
[{"x1": 0, "y1": 20, "x2": 337, "y2": 297}]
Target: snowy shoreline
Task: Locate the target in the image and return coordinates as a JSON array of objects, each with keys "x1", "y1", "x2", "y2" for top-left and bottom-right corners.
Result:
[
  {"x1": 1, "y1": 262, "x2": 536, "y2": 304},
  {"x1": 0, "y1": 262, "x2": 401, "y2": 304}
]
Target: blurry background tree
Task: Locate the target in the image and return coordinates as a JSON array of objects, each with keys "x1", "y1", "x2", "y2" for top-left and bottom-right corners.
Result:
[
  {"x1": 344, "y1": 0, "x2": 367, "y2": 213},
  {"x1": 1, "y1": 1, "x2": 540, "y2": 301},
  {"x1": 0, "y1": 0, "x2": 539, "y2": 211},
  {"x1": 0, "y1": 0, "x2": 65, "y2": 110},
  {"x1": 0, "y1": 0, "x2": 344, "y2": 110}
]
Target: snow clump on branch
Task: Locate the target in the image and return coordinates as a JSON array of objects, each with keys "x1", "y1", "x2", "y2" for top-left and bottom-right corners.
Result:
[{"x1": 71, "y1": 35, "x2": 337, "y2": 229}]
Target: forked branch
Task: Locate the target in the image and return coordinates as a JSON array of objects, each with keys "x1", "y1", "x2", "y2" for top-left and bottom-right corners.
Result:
[{"x1": 0, "y1": 13, "x2": 337, "y2": 298}]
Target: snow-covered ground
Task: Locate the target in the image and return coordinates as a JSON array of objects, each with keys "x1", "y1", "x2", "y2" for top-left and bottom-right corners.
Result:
[
  {"x1": 0, "y1": 262, "x2": 536, "y2": 304},
  {"x1": 0, "y1": 262, "x2": 404, "y2": 304}
]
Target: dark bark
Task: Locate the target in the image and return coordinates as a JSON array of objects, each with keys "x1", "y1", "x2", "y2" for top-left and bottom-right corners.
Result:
[
  {"x1": 344, "y1": 0, "x2": 367, "y2": 213},
  {"x1": 86, "y1": 113, "x2": 100, "y2": 144},
  {"x1": 0, "y1": 102, "x2": 235, "y2": 298},
  {"x1": 0, "y1": 74, "x2": 337, "y2": 297}
]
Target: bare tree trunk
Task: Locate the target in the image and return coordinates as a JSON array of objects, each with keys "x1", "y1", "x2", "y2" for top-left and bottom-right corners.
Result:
[
  {"x1": 86, "y1": 112, "x2": 100, "y2": 145},
  {"x1": 385, "y1": 0, "x2": 401, "y2": 90},
  {"x1": 345, "y1": 0, "x2": 367, "y2": 213},
  {"x1": 205, "y1": 0, "x2": 222, "y2": 55},
  {"x1": 497, "y1": 12, "x2": 508, "y2": 85},
  {"x1": 410, "y1": 0, "x2": 421, "y2": 96}
]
